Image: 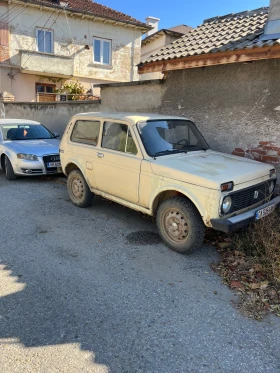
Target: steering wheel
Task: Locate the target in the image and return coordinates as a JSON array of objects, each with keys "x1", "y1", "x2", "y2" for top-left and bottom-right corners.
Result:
[{"x1": 173, "y1": 139, "x2": 190, "y2": 148}]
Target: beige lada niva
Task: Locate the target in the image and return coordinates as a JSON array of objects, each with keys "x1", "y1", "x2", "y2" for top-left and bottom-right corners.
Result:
[{"x1": 59, "y1": 112, "x2": 279, "y2": 254}]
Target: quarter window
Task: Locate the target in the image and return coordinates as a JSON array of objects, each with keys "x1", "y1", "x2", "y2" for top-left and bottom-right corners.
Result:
[
  {"x1": 93, "y1": 37, "x2": 111, "y2": 65},
  {"x1": 71, "y1": 120, "x2": 100, "y2": 146},
  {"x1": 102, "y1": 122, "x2": 137, "y2": 155},
  {"x1": 37, "y1": 29, "x2": 53, "y2": 53}
]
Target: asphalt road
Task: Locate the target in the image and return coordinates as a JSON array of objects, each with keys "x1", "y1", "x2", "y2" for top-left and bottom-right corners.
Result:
[{"x1": 0, "y1": 173, "x2": 279, "y2": 373}]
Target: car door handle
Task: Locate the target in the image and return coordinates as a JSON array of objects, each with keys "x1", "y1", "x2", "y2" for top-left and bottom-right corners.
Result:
[{"x1": 97, "y1": 152, "x2": 104, "y2": 158}]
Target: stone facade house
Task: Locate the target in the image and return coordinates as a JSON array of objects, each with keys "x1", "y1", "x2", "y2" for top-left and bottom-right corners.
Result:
[{"x1": 0, "y1": 0, "x2": 149, "y2": 101}]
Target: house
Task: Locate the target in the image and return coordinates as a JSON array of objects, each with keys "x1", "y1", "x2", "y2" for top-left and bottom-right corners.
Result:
[
  {"x1": 0, "y1": 0, "x2": 150, "y2": 102},
  {"x1": 140, "y1": 17, "x2": 192, "y2": 80},
  {"x1": 98, "y1": 0, "x2": 280, "y2": 171}
]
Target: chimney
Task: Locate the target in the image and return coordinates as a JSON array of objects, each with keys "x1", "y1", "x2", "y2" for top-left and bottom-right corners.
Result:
[
  {"x1": 145, "y1": 16, "x2": 160, "y2": 37},
  {"x1": 261, "y1": 0, "x2": 280, "y2": 40}
]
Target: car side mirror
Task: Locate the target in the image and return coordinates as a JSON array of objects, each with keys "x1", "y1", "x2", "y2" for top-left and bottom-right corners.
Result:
[{"x1": 53, "y1": 132, "x2": 60, "y2": 138}]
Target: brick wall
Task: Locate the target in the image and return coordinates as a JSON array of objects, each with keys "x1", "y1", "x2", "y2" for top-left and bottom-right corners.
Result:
[{"x1": 232, "y1": 141, "x2": 280, "y2": 167}]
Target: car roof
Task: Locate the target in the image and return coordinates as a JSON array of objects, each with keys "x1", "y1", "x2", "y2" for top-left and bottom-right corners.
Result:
[
  {"x1": 72, "y1": 112, "x2": 188, "y2": 124},
  {"x1": 0, "y1": 119, "x2": 41, "y2": 125}
]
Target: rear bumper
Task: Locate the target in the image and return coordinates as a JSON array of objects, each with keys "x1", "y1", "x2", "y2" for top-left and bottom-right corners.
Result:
[{"x1": 210, "y1": 196, "x2": 280, "y2": 233}]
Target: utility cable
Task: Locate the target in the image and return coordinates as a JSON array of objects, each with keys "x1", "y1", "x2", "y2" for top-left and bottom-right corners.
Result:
[
  {"x1": 20, "y1": 11, "x2": 62, "y2": 71},
  {"x1": 0, "y1": 5, "x2": 23, "y2": 25},
  {"x1": 4, "y1": 8, "x2": 57, "y2": 74},
  {"x1": 0, "y1": 6, "x2": 26, "y2": 27}
]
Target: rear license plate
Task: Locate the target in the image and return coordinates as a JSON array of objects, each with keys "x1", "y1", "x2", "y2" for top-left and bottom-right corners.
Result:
[
  {"x1": 255, "y1": 204, "x2": 275, "y2": 220},
  {"x1": 47, "y1": 162, "x2": 61, "y2": 167}
]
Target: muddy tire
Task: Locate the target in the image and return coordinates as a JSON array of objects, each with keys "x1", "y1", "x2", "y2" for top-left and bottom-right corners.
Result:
[
  {"x1": 67, "y1": 169, "x2": 93, "y2": 208},
  {"x1": 5, "y1": 156, "x2": 17, "y2": 180},
  {"x1": 156, "y1": 197, "x2": 205, "y2": 254}
]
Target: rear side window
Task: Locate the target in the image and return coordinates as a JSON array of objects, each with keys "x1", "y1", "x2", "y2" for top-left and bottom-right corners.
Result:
[
  {"x1": 70, "y1": 120, "x2": 100, "y2": 146},
  {"x1": 101, "y1": 121, "x2": 137, "y2": 155}
]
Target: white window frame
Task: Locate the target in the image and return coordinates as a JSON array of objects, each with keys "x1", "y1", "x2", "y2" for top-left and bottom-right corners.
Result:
[
  {"x1": 93, "y1": 37, "x2": 112, "y2": 65},
  {"x1": 36, "y1": 28, "x2": 54, "y2": 54}
]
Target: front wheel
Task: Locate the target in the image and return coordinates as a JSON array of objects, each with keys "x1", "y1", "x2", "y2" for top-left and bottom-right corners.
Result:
[
  {"x1": 5, "y1": 156, "x2": 17, "y2": 180},
  {"x1": 156, "y1": 197, "x2": 205, "y2": 254},
  {"x1": 67, "y1": 169, "x2": 93, "y2": 207}
]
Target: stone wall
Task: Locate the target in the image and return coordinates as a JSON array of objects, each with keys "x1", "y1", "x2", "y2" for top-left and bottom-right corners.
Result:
[
  {"x1": 100, "y1": 58, "x2": 280, "y2": 172},
  {"x1": 1, "y1": 100, "x2": 101, "y2": 135}
]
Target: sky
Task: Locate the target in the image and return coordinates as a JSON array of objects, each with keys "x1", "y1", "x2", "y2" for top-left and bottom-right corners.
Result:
[{"x1": 99, "y1": 0, "x2": 269, "y2": 29}]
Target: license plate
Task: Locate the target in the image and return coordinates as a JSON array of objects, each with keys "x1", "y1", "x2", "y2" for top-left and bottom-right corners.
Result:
[
  {"x1": 47, "y1": 162, "x2": 61, "y2": 167},
  {"x1": 255, "y1": 204, "x2": 275, "y2": 220}
]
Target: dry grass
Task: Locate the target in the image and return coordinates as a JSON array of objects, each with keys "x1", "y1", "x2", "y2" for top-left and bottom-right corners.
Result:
[
  {"x1": 209, "y1": 208, "x2": 280, "y2": 320},
  {"x1": 233, "y1": 210, "x2": 280, "y2": 283}
]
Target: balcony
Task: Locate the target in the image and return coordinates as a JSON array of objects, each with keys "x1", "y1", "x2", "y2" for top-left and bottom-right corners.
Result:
[{"x1": 19, "y1": 50, "x2": 74, "y2": 78}]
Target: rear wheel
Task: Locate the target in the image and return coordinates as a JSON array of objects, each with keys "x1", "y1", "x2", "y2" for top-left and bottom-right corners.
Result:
[
  {"x1": 5, "y1": 156, "x2": 17, "y2": 180},
  {"x1": 67, "y1": 169, "x2": 93, "y2": 207},
  {"x1": 156, "y1": 197, "x2": 205, "y2": 254}
]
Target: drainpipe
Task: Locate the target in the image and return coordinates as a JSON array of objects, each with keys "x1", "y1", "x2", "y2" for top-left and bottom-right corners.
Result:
[{"x1": 261, "y1": 0, "x2": 280, "y2": 40}]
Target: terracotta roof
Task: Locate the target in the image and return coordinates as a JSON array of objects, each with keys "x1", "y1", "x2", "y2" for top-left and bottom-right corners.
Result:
[
  {"x1": 141, "y1": 7, "x2": 280, "y2": 64},
  {"x1": 23, "y1": 0, "x2": 149, "y2": 28}
]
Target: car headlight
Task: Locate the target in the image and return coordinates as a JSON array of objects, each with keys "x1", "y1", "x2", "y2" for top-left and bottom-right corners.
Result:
[
  {"x1": 269, "y1": 180, "x2": 275, "y2": 194},
  {"x1": 17, "y1": 153, "x2": 39, "y2": 161},
  {"x1": 222, "y1": 196, "x2": 232, "y2": 214}
]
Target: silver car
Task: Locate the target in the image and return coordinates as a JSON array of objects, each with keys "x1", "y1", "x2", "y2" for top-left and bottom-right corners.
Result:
[{"x1": 0, "y1": 119, "x2": 61, "y2": 180}]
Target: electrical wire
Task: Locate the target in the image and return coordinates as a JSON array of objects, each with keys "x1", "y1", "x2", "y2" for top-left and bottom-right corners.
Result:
[
  {"x1": 64, "y1": 8, "x2": 74, "y2": 43},
  {"x1": 2, "y1": 8, "x2": 57, "y2": 76},
  {"x1": 8, "y1": 12, "x2": 46, "y2": 49},
  {"x1": 0, "y1": 6, "x2": 26, "y2": 27},
  {"x1": 0, "y1": 5, "x2": 23, "y2": 25},
  {"x1": 19, "y1": 11, "x2": 62, "y2": 71}
]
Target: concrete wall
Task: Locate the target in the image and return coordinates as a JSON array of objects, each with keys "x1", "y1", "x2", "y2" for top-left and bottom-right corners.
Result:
[
  {"x1": 100, "y1": 58, "x2": 280, "y2": 171},
  {"x1": 1, "y1": 100, "x2": 101, "y2": 135},
  {"x1": 101, "y1": 80, "x2": 164, "y2": 112}
]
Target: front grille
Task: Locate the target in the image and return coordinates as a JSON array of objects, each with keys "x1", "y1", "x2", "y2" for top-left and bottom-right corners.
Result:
[
  {"x1": 230, "y1": 181, "x2": 272, "y2": 214},
  {"x1": 42, "y1": 154, "x2": 60, "y2": 174}
]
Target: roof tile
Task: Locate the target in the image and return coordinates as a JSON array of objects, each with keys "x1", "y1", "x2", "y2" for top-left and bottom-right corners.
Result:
[
  {"x1": 25, "y1": 0, "x2": 147, "y2": 27},
  {"x1": 141, "y1": 7, "x2": 278, "y2": 64}
]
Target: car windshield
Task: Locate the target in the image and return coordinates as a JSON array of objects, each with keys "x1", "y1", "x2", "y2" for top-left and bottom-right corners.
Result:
[
  {"x1": 1, "y1": 124, "x2": 54, "y2": 140},
  {"x1": 137, "y1": 119, "x2": 209, "y2": 157}
]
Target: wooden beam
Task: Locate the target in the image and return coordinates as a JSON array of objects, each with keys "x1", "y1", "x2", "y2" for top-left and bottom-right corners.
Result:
[{"x1": 138, "y1": 45, "x2": 280, "y2": 74}]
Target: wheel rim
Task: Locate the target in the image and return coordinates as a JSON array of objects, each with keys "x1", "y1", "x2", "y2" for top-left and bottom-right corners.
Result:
[
  {"x1": 71, "y1": 176, "x2": 84, "y2": 200},
  {"x1": 161, "y1": 208, "x2": 189, "y2": 244}
]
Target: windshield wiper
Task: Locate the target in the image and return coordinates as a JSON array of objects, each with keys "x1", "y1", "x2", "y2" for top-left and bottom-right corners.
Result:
[
  {"x1": 154, "y1": 149, "x2": 188, "y2": 156},
  {"x1": 180, "y1": 145, "x2": 208, "y2": 151}
]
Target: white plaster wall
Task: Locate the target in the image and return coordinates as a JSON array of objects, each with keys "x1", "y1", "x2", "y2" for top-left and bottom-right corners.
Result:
[
  {"x1": 141, "y1": 34, "x2": 166, "y2": 62},
  {"x1": 140, "y1": 33, "x2": 181, "y2": 80}
]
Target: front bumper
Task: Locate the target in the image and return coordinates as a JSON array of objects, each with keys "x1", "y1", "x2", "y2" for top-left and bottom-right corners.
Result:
[
  {"x1": 211, "y1": 196, "x2": 280, "y2": 233},
  {"x1": 13, "y1": 156, "x2": 61, "y2": 176}
]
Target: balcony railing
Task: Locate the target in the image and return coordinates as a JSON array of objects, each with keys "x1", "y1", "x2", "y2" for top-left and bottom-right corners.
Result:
[
  {"x1": 19, "y1": 50, "x2": 74, "y2": 78},
  {"x1": 36, "y1": 92, "x2": 100, "y2": 102}
]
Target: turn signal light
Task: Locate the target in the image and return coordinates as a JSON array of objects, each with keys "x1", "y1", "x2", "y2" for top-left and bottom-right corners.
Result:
[{"x1": 221, "y1": 182, "x2": 234, "y2": 192}]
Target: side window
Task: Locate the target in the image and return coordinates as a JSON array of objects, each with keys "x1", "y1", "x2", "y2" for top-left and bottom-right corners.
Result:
[
  {"x1": 70, "y1": 120, "x2": 100, "y2": 146},
  {"x1": 102, "y1": 122, "x2": 137, "y2": 155}
]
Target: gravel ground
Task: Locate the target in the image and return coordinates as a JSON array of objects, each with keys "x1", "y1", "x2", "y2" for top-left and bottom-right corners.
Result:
[{"x1": 0, "y1": 173, "x2": 279, "y2": 373}]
